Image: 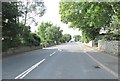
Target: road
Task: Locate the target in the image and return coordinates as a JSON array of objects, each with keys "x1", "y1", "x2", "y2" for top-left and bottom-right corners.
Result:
[{"x1": 2, "y1": 42, "x2": 118, "y2": 79}]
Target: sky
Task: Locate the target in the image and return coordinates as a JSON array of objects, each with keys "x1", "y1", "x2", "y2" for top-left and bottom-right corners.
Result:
[{"x1": 21, "y1": 0, "x2": 82, "y2": 37}]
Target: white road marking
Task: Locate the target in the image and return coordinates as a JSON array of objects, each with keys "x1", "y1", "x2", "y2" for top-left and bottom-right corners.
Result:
[
  {"x1": 15, "y1": 59, "x2": 45, "y2": 79},
  {"x1": 43, "y1": 47, "x2": 58, "y2": 49},
  {"x1": 58, "y1": 49, "x2": 62, "y2": 51},
  {"x1": 84, "y1": 51, "x2": 118, "y2": 78},
  {"x1": 49, "y1": 52, "x2": 56, "y2": 56},
  {"x1": 77, "y1": 43, "x2": 118, "y2": 78}
]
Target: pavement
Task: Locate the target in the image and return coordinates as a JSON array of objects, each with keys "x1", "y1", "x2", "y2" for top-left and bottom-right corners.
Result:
[
  {"x1": 2, "y1": 42, "x2": 119, "y2": 79},
  {"x1": 77, "y1": 42, "x2": 118, "y2": 78}
]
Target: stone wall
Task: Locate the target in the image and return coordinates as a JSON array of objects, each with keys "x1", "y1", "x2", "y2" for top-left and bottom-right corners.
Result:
[
  {"x1": 98, "y1": 40, "x2": 120, "y2": 56},
  {"x1": 2, "y1": 46, "x2": 42, "y2": 57}
]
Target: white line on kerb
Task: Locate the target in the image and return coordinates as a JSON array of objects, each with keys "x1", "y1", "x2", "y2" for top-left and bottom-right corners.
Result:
[
  {"x1": 77, "y1": 43, "x2": 118, "y2": 78},
  {"x1": 15, "y1": 59, "x2": 45, "y2": 79},
  {"x1": 84, "y1": 51, "x2": 118, "y2": 78},
  {"x1": 49, "y1": 52, "x2": 56, "y2": 56}
]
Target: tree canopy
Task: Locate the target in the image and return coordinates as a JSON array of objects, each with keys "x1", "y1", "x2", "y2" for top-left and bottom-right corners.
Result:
[
  {"x1": 37, "y1": 22, "x2": 63, "y2": 46},
  {"x1": 59, "y1": 1, "x2": 120, "y2": 42},
  {"x1": 73, "y1": 35, "x2": 81, "y2": 42},
  {"x1": 18, "y1": 0, "x2": 46, "y2": 25},
  {"x1": 2, "y1": 1, "x2": 45, "y2": 51},
  {"x1": 61, "y1": 34, "x2": 72, "y2": 43}
]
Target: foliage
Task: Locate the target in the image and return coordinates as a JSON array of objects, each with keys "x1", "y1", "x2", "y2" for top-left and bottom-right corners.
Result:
[
  {"x1": 81, "y1": 31, "x2": 89, "y2": 43},
  {"x1": 18, "y1": 0, "x2": 46, "y2": 25},
  {"x1": 45, "y1": 26, "x2": 63, "y2": 45},
  {"x1": 37, "y1": 22, "x2": 52, "y2": 45},
  {"x1": 73, "y1": 35, "x2": 81, "y2": 42},
  {"x1": 37, "y1": 22, "x2": 63, "y2": 47},
  {"x1": 2, "y1": 2, "x2": 20, "y2": 39},
  {"x1": 27, "y1": 33, "x2": 41, "y2": 46},
  {"x1": 98, "y1": 33, "x2": 120, "y2": 41},
  {"x1": 2, "y1": 2, "x2": 43, "y2": 52},
  {"x1": 61, "y1": 34, "x2": 72, "y2": 43},
  {"x1": 59, "y1": 1, "x2": 120, "y2": 42},
  {"x1": 2, "y1": 2, "x2": 21, "y2": 51}
]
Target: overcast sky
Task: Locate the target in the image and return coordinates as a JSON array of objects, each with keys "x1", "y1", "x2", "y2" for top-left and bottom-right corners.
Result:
[{"x1": 21, "y1": 0, "x2": 82, "y2": 36}]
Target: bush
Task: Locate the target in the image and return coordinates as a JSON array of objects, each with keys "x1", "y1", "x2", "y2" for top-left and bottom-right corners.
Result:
[
  {"x1": 2, "y1": 38, "x2": 21, "y2": 52},
  {"x1": 27, "y1": 33, "x2": 41, "y2": 46},
  {"x1": 102, "y1": 34, "x2": 120, "y2": 41}
]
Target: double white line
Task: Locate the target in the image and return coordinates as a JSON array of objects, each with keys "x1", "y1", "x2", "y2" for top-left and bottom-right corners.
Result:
[
  {"x1": 15, "y1": 51, "x2": 58, "y2": 79},
  {"x1": 15, "y1": 59, "x2": 45, "y2": 79}
]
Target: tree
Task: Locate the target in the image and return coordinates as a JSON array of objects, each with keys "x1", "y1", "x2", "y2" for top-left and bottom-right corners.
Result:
[
  {"x1": 59, "y1": 1, "x2": 120, "y2": 42},
  {"x1": 61, "y1": 34, "x2": 72, "y2": 43},
  {"x1": 2, "y1": 2, "x2": 43, "y2": 51},
  {"x1": 28, "y1": 33, "x2": 41, "y2": 46},
  {"x1": 45, "y1": 26, "x2": 63, "y2": 45},
  {"x1": 37, "y1": 22, "x2": 53, "y2": 46},
  {"x1": 18, "y1": 0, "x2": 46, "y2": 25},
  {"x1": 2, "y1": 2, "x2": 21, "y2": 51},
  {"x1": 73, "y1": 35, "x2": 81, "y2": 42},
  {"x1": 17, "y1": 23, "x2": 31, "y2": 46},
  {"x1": 37, "y1": 22, "x2": 63, "y2": 46}
]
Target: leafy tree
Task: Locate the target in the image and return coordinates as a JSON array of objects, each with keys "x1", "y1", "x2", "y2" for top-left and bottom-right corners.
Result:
[
  {"x1": 37, "y1": 22, "x2": 63, "y2": 46},
  {"x1": 2, "y1": 2, "x2": 21, "y2": 51},
  {"x1": 59, "y1": 1, "x2": 120, "y2": 42},
  {"x1": 45, "y1": 26, "x2": 63, "y2": 45},
  {"x1": 61, "y1": 34, "x2": 72, "y2": 42},
  {"x1": 37, "y1": 22, "x2": 53, "y2": 46},
  {"x1": 16, "y1": 23, "x2": 41, "y2": 46},
  {"x1": 17, "y1": 23, "x2": 31, "y2": 46},
  {"x1": 73, "y1": 35, "x2": 81, "y2": 42},
  {"x1": 18, "y1": 0, "x2": 46, "y2": 25},
  {"x1": 2, "y1": 2, "x2": 43, "y2": 51},
  {"x1": 28, "y1": 33, "x2": 41, "y2": 46}
]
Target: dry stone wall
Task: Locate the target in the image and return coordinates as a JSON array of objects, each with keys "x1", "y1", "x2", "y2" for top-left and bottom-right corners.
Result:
[{"x1": 98, "y1": 40, "x2": 120, "y2": 56}]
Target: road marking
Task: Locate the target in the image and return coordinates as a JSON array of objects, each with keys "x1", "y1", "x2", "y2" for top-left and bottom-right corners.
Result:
[
  {"x1": 84, "y1": 51, "x2": 118, "y2": 78},
  {"x1": 49, "y1": 52, "x2": 56, "y2": 56},
  {"x1": 77, "y1": 43, "x2": 118, "y2": 78},
  {"x1": 58, "y1": 49, "x2": 62, "y2": 51},
  {"x1": 15, "y1": 59, "x2": 45, "y2": 79}
]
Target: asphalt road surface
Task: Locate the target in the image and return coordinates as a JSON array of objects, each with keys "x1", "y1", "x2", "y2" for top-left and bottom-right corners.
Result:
[{"x1": 2, "y1": 42, "x2": 118, "y2": 79}]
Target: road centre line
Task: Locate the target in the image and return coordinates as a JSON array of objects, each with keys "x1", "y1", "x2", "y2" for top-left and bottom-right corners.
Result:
[
  {"x1": 49, "y1": 52, "x2": 56, "y2": 56},
  {"x1": 15, "y1": 59, "x2": 45, "y2": 79}
]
